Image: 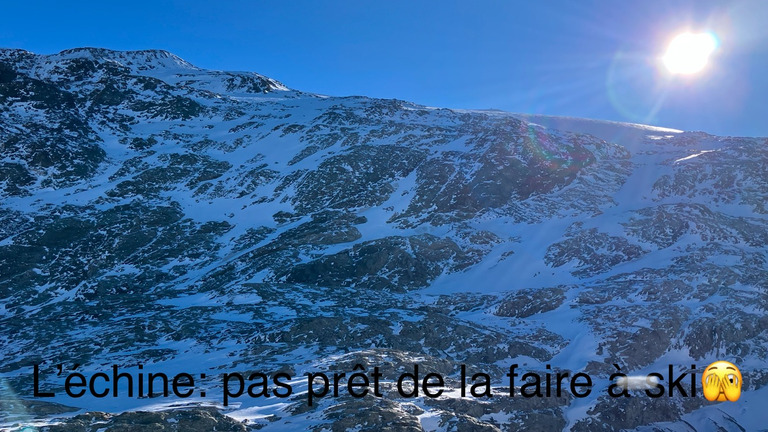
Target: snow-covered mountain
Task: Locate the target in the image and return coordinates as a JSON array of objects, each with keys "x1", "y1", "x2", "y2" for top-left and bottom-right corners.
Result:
[{"x1": 1, "y1": 48, "x2": 766, "y2": 431}]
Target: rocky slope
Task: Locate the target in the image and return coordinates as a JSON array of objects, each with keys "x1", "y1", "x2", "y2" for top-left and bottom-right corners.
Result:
[{"x1": 0, "y1": 48, "x2": 766, "y2": 431}]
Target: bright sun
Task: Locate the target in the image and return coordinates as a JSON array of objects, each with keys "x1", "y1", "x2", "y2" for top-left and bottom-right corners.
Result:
[{"x1": 663, "y1": 32, "x2": 718, "y2": 75}]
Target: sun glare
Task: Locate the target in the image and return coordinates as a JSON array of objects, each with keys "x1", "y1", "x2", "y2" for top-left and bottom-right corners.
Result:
[{"x1": 663, "y1": 32, "x2": 718, "y2": 75}]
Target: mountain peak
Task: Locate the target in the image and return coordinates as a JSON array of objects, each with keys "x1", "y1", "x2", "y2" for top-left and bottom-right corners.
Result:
[
  {"x1": 0, "y1": 47, "x2": 289, "y2": 94},
  {"x1": 51, "y1": 47, "x2": 199, "y2": 71}
]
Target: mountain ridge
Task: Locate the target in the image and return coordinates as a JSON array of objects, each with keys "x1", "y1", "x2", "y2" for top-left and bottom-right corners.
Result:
[{"x1": 0, "y1": 48, "x2": 766, "y2": 432}]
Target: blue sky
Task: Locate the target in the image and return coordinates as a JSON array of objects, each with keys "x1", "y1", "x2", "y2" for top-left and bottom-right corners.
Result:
[{"x1": 2, "y1": 0, "x2": 767, "y2": 136}]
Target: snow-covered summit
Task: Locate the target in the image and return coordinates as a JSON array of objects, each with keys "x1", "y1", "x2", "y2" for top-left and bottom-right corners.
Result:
[{"x1": 0, "y1": 47, "x2": 289, "y2": 95}]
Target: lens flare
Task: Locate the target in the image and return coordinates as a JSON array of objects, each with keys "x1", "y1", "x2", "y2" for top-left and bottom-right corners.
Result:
[{"x1": 663, "y1": 32, "x2": 718, "y2": 75}]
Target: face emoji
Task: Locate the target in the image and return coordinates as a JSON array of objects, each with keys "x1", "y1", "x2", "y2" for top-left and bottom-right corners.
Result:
[{"x1": 702, "y1": 361, "x2": 742, "y2": 402}]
